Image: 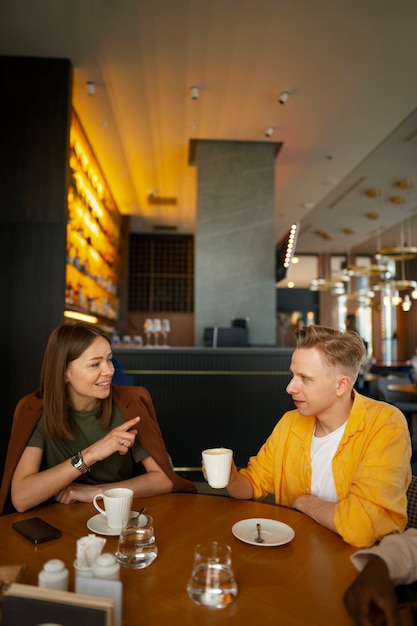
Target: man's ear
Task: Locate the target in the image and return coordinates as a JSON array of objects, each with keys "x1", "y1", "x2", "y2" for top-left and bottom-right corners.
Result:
[{"x1": 336, "y1": 375, "x2": 351, "y2": 396}]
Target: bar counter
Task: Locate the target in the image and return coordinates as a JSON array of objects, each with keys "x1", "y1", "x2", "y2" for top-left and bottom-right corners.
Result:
[{"x1": 112, "y1": 347, "x2": 294, "y2": 471}]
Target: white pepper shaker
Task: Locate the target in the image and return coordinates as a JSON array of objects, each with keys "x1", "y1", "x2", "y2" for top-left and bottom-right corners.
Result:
[
  {"x1": 38, "y1": 558, "x2": 69, "y2": 591},
  {"x1": 92, "y1": 552, "x2": 120, "y2": 580}
]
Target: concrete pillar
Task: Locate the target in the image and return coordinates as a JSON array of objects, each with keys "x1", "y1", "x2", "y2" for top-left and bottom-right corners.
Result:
[{"x1": 192, "y1": 140, "x2": 277, "y2": 347}]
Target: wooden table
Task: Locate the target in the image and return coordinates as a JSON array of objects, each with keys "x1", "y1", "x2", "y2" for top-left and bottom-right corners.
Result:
[
  {"x1": 370, "y1": 362, "x2": 413, "y2": 378},
  {"x1": 388, "y1": 383, "x2": 417, "y2": 395},
  {"x1": 0, "y1": 493, "x2": 358, "y2": 625}
]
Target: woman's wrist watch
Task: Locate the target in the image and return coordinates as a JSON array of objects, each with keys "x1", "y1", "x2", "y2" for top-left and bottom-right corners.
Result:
[{"x1": 71, "y1": 451, "x2": 90, "y2": 474}]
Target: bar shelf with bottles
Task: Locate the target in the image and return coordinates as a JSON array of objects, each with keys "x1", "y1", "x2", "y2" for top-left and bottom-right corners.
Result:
[{"x1": 65, "y1": 111, "x2": 120, "y2": 322}]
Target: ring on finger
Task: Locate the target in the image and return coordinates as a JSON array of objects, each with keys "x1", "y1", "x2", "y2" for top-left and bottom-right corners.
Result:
[{"x1": 121, "y1": 439, "x2": 125, "y2": 446}]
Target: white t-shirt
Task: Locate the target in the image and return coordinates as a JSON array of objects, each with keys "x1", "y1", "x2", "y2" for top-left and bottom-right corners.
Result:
[{"x1": 310, "y1": 422, "x2": 347, "y2": 502}]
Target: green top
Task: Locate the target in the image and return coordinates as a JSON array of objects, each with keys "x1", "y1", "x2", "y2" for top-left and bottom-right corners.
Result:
[{"x1": 27, "y1": 404, "x2": 148, "y2": 484}]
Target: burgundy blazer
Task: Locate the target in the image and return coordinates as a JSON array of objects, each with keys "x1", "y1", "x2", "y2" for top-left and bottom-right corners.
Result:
[{"x1": 0, "y1": 385, "x2": 195, "y2": 514}]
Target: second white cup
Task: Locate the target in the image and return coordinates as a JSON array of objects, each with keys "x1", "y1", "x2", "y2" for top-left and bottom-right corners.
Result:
[
  {"x1": 93, "y1": 487, "x2": 133, "y2": 529},
  {"x1": 202, "y1": 447, "x2": 233, "y2": 489}
]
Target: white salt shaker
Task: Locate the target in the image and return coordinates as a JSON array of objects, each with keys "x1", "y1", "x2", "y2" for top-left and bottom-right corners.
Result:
[
  {"x1": 92, "y1": 552, "x2": 120, "y2": 580},
  {"x1": 38, "y1": 558, "x2": 69, "y2": 591}
]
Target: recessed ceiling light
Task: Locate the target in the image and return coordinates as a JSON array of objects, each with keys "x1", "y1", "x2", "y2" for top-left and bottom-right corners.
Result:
[
  {"x1": 365, "y1": 187, "x2": 381, "y2": 197},
  {"x1": 190, "y1": 85, "x2": 200, "y2": 100},
  {"x1": 396, "y1": 179, "x2": 413, "y2": 190},
  {"x1": 390, "y1": 195, "x2": 406, "y2": 204},
  {"x1": 314, "y1": 229, "x2": 332, "y2": 240}
]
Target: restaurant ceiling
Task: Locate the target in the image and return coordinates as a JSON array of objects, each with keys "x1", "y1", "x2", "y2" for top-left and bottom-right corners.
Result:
[{"x1": 1, "y1": 0, "x2": 417, "y2": 257}]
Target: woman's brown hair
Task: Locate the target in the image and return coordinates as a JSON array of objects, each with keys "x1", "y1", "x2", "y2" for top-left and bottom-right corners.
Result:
[{"x1": 39, "y1": 321, "x2": 113, "y2": 438}]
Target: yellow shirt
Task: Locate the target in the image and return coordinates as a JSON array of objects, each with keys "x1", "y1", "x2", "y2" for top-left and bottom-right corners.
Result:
[{"x1": 239, "y1": 391, "x2": 411, "y2": 548}]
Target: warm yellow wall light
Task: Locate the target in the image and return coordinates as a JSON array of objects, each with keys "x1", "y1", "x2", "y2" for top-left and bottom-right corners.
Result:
[{"x1": 64, "y1": 310, "x2": 98, "y2": 324}]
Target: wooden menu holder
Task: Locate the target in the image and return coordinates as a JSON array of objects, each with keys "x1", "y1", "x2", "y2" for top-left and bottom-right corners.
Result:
[{"x1": 1, "y1": 582, "x2": 114, "y2": 626}]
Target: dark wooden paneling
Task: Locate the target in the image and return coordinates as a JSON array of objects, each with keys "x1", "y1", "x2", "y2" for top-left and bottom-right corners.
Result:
[
  {"x1": 0, "y1": 55, "x2": 72, "y2": 475},
  {"x1": 0, "y1": 55, "x2": 72, "y2": 222},
  {"x1": 113, "y1": 348, "x2": 294, "y2": 468}
]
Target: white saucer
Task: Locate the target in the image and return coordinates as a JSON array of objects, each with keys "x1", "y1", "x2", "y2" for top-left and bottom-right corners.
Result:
[
  {"x1": 86, "y1": 511, "x2": 139, "y2": 536},
  {"x1": 232, "y1": 517, "x2": 295, "y2": 546}
]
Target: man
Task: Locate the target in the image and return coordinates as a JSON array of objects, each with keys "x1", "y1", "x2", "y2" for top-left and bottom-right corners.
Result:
[
  {"x1": 223, "y1": 325, "x2": 411, "y2": 548},
  {"x1": 345, "y1": 529, "x2": 417, "y2": 625}
]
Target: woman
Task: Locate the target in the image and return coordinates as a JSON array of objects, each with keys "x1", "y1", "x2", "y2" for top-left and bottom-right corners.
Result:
[{"x1": 0, "y1": 321, "x2": 195, "y2": 514}]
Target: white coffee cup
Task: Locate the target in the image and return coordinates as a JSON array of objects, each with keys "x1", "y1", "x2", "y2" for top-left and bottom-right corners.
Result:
[
  {"x1": 202, "y1": 447, "x2": 233, "y2": 489},
  {"x1": 93, "y1": 487, "x2": 133, "y2": 529}
]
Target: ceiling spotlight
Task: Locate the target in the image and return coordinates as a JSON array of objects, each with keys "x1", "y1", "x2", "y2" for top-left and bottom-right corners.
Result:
[
  {"x1": 190, "y1": 85, "x2": 200, "y2": 100},
  {"x1": 390, "y1": 195, "x2": 406, "y2": 205},
  {"x1": 396, "y1": 179, "x2": 413, "y2": 190},
  {"x1": 278, "y1": 90, "x2": 290, "y2": 105},
  {"x1": 86, "y1": 81, "x2": 95, "y2": 96},
  {"x1": 265, "y1": 126, "x2": 274, "y2": 138},
  {"x1": 365, "y1": 187, "x2": 381, "y2": 197}
]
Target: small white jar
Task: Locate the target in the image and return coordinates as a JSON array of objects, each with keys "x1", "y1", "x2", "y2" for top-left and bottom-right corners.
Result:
[
  {"x1": 92, "y1": 552, "x2": 120, "y2": 580},
  {"x1": 38, "y1": 559, "x2": 69, "y2": 591}
]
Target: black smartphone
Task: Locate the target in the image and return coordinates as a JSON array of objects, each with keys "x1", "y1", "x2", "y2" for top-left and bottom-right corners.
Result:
[{"x1": 12, "y1": 517, "x2": 62, "y2": 544}]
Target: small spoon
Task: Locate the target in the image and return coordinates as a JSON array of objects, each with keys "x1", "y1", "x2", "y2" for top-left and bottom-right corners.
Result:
[
  {"x1": 129, "y1": 506, "x2": 146, "y2": 525},
  {"x1": 256, "y1": 523, "x2": 264, "y2": 543}
]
